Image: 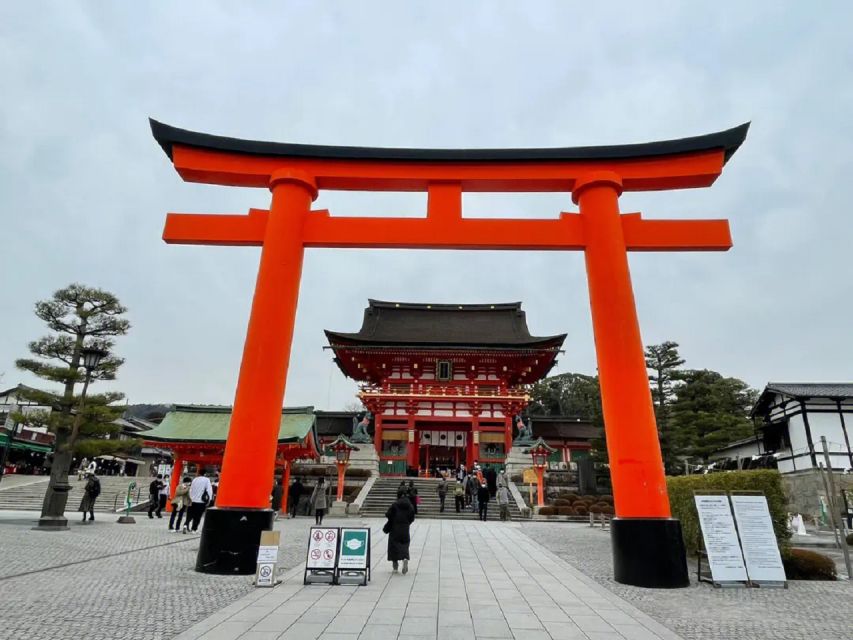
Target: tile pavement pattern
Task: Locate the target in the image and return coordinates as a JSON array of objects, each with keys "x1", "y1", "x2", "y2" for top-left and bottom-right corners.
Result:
[
  {"x1": 522, "y1": 522, "x2": 853, "y2": 640},
  {"x1": 0, "y1": 511, "x2": 353, "y2": 640},
  {"x1": 176, "y1": 520, "x2": 681, "y2": 640}
]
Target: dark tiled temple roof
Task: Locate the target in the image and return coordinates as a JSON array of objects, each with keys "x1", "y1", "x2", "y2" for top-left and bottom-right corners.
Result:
[
  {"x1": 751, "y1": 382, "x2": 853, "y2": 417},
  {"x1": 529, "y1": 416, "x2": 602, "y2": 441},
  {"x1": 325, "y1": 300, "x2": 565, "y2": 349}
]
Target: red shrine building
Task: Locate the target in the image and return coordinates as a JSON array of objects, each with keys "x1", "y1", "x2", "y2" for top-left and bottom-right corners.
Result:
[{"x1": 326, "y1": 300, "x2": 566, "y2": 475}]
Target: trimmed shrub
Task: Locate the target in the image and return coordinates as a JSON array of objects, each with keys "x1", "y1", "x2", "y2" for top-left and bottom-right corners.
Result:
[
  {"x1": 580, "y1": 495, "x2": 597, "y2": 502},
  {"x1": 558, "y1": 491, "x2": 579, "y2": 501},
  {"x1": 556, "y1": 506, "x2": 574, "y2": 516},
  {"x1": 573, "y1": 505, "x2": 588, "y2": 516},
  {"x1": 600, "y1": 505, "x2": 614, "y2": 515},
  {"x1": 552, "y1": 499, "x2": 572, "y2": 507},
  {"x1": 538, "y1": 506, "x2": 556, "y2": 516},
  {"x1": 588, "y1": 504, "x2": 602, "y2": 514},
  {"x1": 782, "y1": 549, "x2": 837, "y2": 580},
  {"x1": 667, "y1": 470, "x2": 790, "y2": 553},
  {"x1": 599, "y1": 494, "x2": 614, "y2": 504},
  {"x1": 572, "y1": 499, "x2": 591, "y2": 508}
]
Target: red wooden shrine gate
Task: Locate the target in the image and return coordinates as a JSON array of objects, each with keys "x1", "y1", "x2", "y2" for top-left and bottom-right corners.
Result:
[{"x1": 151, "y1": 119, "x2": 748, "y2": 587}]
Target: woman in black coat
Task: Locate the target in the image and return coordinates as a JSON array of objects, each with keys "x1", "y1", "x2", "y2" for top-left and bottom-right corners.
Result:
[{"x1": 385, "y1": 490, "x2": 415, "y2": 574}]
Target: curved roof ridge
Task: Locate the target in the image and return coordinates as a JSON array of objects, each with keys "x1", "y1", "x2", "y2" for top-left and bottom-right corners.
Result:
[
  {"x1": 368, "y1": 299, "x2": 522, "y2": 311},
  {"x1": 150, "y1": 118, "x2": 750, "y2": 164}
]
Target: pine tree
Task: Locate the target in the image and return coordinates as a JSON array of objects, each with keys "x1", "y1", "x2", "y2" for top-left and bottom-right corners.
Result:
[
  {"x1": 15, "y1": 284, "x2": 133, "y2": 527},
  {"x1": 644, "y1": 341, "x2": 685, "y2": 472},
  {"x1": 669, "y1": 369, "x2": 757, "y2": 463},
  {"x1": 528, "y1": 372, "x2": 606, "y2": 460}
]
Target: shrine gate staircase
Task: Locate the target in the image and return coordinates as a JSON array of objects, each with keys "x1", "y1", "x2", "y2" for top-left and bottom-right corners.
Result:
[{"x1": 359, "y1": 477, "x2": 525, "y2": 521}]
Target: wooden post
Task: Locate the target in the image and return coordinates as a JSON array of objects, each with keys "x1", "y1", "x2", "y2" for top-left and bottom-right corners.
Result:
[
  {"x1": 166, "y1": 457, "x2": 182, "y2": 513},
  {"x1": 535, "y1": 465, "x2": 545, "y2": 507},
  {"x1": 281, "y1": 460, "x2": 290, "y2": 517}
]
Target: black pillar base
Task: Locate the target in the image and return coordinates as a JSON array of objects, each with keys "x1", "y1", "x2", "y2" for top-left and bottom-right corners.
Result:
[
  {"x1": 611, "y1": 517, "x2": 689, "y2": 588},
  {"x1": 195, "y1": 507, "x2": 274, "y2": 575}
]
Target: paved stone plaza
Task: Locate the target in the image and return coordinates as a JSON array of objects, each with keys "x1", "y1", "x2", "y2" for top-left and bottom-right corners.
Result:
[
  {"x1": 523, "y1": 523, "x2": 853, "y2": 640},
  {"x1": 175, "y1": 520, "x2": 679, "y2": 640},
  {"x1": 0, "y1": 512, "x2": 850, "y2": 640}
]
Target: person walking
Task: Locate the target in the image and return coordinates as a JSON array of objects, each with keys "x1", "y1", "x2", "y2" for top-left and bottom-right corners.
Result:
[
  {"x1": 406, "y1": 480, "x2": 419, "y2": 516},
  {"x1": 466, "y1": 474, "x2": 478, "y2": 511},
  {"x1": 186, "y1": 469, "x2": 213, "y2": 533},
  {"x1": 477, "y1": 482, "x2": 490, "y2": 522},
  {"x1": 271, "y1": 476, "x2": 283, "y2": 520},
  {"x1": 159, "y1": 475, "x2": 170, "y2": 515},
  {"x1": 78, "y1": 472, "x2": 101, "y2": 522},
  {"x1": 436, "y1": 477, "x2": 448, "y2": 513},
  {"x1": 310, "y1": 477, "x2": 329, "y2": 525},
  {"x1": 385, "y1": 489, "x2": 415, "y2": 574},
  {"x1": 454, "y1": 479, "x2": 465, "y2": 513},
  {"x1": 485, "y1": 465, "x2": 498, "y2": 499},
  {"x1": 497, "y1": 469, "x2": 507, "y2": 490},
  {"x1": 169, "y1": 476, "x2": 191, "y2": 531},
  {"x1": 497, "y1": 484, "x2": 510, "y2": 521},
  {"x1": 289, "y1": 477, "x2": 304, "y2": 518},
  {"x1": 456, "y1": 463, "x2": 466, "y2": 482},
  {"x1": 148, "y1": 474, "x2": 164, "y2": 519}
]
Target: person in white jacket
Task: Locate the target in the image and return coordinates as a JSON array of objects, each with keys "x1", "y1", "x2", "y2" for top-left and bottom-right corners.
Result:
[{"x1": 186, "y1": 470, "x2": 213, "y2": 533}]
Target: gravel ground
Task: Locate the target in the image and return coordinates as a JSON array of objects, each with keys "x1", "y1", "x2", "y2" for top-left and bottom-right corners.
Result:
[
  {"x1": 520, "y1": 522, "x2": 853, "y2": 640},
  {"x1": 0, "y1": 510, "x2": 361, "y2": 640}
]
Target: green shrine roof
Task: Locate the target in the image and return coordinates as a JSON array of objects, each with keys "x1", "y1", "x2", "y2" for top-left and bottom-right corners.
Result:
[{"x1": 142, "y1": 405, "x2": 316, "y2": 444}]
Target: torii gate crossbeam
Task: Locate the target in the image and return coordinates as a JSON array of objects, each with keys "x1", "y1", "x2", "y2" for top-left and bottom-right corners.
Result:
[{"x1": 151, "y1": 119, "x2": 749, "y2": 588}]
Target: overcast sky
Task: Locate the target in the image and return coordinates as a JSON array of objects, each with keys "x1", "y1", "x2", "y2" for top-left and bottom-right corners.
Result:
[{"x1": 1, "y1": 1, "x2": 852, "y2": 411}]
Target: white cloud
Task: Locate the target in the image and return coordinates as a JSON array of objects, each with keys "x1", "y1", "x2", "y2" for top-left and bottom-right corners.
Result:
[{"x1": 1, "y1": 1, "x2": 852, "y2": 407}]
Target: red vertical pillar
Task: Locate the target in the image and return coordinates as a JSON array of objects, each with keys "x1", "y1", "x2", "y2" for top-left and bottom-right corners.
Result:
[
  {"x1": 374, "y1": 414, "x2": 383, "y2": 457},
  {"x1": 503, "y1": 413, "x2": 512, "y2": 456},
  {"x1": 574, "y1": 171, "x2": 668, "y2": 519},
  {"x1": 215, "y1": 169, "x2": 316, "y2": 509},
  {"x1": 574, "y1": 171, "x2": 687, "y2": 588},
  {"x1": 406, "y1": 417, "x2": 418, "y2": 471},
  {"x1": 196, "y1": 169, "x2": 317, "y2": 575},
  {"x1": 166, "y1": 457, "x2": 182, "y2": 513}
]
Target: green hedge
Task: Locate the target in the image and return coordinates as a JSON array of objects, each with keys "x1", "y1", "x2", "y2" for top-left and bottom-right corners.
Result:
[{"x1": 667, "y1": 470, "x2": 791, "y2": 553}]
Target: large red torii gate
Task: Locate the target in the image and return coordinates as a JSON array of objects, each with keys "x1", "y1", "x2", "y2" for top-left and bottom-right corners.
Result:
[{"x1": 151, "y1": 119, "x2": 748, "y2": 587}]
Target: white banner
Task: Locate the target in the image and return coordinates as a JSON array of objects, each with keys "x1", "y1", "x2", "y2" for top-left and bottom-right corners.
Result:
[
  {"x1": 694, "y1": 495, "x2": 748, "y2": 583},
  {"x1": 730, "y1": 495, "x2": 786, "y2": 583}
]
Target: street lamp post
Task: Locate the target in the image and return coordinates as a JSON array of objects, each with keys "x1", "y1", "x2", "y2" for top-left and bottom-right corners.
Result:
[
  {"x1": 327, "y1": 435, "x2": 359, "y2": 516},
  {"x1": 36, "y1": 346, "x2": 107, "y2": 531},
  {"x1": 524, "y1": 437, "x2": 556, "y2": 510}
]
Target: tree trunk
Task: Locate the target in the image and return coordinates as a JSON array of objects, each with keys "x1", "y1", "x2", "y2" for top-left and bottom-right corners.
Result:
[
  {"x1": 37, "y1": 312, "x2": 86, "y2": 530},
  {"x1": 38, "y1": 431, "x2": 74, "y2": 528}
]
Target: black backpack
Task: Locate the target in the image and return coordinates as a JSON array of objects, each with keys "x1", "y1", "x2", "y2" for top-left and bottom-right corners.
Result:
[{"x1": 89, "y1": 477, "x2": 101, "y2": 498}]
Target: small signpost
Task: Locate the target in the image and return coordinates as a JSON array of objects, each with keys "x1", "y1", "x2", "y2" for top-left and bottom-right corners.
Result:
[
  {"x1": 117, "y1": 481, "x2": 136, "y2": 524},
  {"x1": 337, "y1": 528, "x2": 371, "y2": 586},
  {"x1": 694, "y1": 493, "x2": 748, "y2": 587},
  {"x1": 255, "y1": 530, "x2": 281, "y2": 587},
  {"x1": 523, "y1": 467, "x2": 537, "y2": 506},
  {"x1": 730, "y1": 493, "x2": 787, "y2": 588},
  {"x1": 304, "y1": 527, "x2": 339, "y2": 585}
]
